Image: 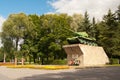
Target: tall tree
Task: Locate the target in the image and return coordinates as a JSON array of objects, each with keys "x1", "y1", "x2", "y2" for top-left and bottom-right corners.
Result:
[
  {"x1": 37, "y1": 14, "x2": 72, "y2": 64},
  {"x1": 70, "y1": 14, "x2": 83, "y2": 31},
  {"x1": 78, "y1": 11, "x2": 92, "y2": 35},
  {"x1": 116, "y1": 5, "x2": 120, "y2": 22},
  {"x1": 103, "y1": 9, "x2": 118, "y2": 27},
  {"x1": 91, "y1": 17, "x2": 97, "y2": 37},
  {"x1": 97, "y1": 9, "x2": 119, "y2": 57},
  {"x1": 20, "y1": 14, "x2": 40, "y2": 64},
  {"x1": 1, "y1": 13, "x2": 35, "y2": 65},
  {"x1": 2, "y1": 38, "x2": 13, "y2": 63}
]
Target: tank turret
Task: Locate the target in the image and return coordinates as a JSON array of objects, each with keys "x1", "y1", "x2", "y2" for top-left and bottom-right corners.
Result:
[{"x1": 66, "y1": 29, "x2": 97, "y2": 46}]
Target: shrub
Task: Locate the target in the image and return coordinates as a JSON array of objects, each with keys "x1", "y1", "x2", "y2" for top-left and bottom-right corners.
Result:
[
  {"x1": 51, "y1": 59, "x2": 67, "y2": 65},
  {"x1": 110, "y1": 58, "x2": 119, "y2": 64}
]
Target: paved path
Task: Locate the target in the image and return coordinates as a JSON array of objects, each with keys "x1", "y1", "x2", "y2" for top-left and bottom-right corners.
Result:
[
  {"x1": 0, "y1": 66, "x2": 120, "y2": 80},
  {"x1": 0, "y1": 73, "x2": 13, "y2": 80},
  {"x1": 0, "y1": 66, "x2": 76, "y2": 80}
]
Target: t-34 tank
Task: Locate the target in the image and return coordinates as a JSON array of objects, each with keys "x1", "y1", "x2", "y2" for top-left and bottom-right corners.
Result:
[{"x1": 67, "y1": 29, "x2": 97, "y2": 46}]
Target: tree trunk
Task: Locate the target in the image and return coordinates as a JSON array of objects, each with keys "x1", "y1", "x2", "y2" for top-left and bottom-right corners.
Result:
[
  {"x1": 16, "y1": 38, "x2": 19, "y2": 51},
  {"x1": 38, "y1": 57, "x2": 41, "y2": 64},
  {"x1": 14, "y1": 38, "x2": 19, "y2": 65},
  {"x1": 15, "y1": 57, "x2": 17, "y2": 65},
  {"x1": 33, "y1": 57, "x2": 36, "y2": 63},
  {"x1": 46, "y1": 54, "x2": 49, "y2": 61},
  {"x1": 3, "y1": 53, "x2": 6, "y2": 63},
  {"x1": 29, "y1": 55, "x2": 31, "y2": 64},
  {"x1": 47, "y1": 56, "x2": 48, "y2": 61},
  {"x1": 54, "y1": 55, "x2": 56, "y2": 60},
  {"x1": 21, "y1": 57, "x2": 24, "y2": 65},
  {"x1": 41, "y1": 58, "x2": 44, "y2": 65}
]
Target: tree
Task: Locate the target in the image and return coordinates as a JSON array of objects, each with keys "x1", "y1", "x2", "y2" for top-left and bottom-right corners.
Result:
[
  {"x1": 70, "y1": 14, "x2": 83, "y2": 31},
  {"x1": 28, "y1": 14, "x2": 72, "y2": 64},
  {"x1": 0, "y1": 47, "x2": 5, "y2": 62},
  {"x1": 97, "y1": 9, "x2": 120, "y2": 58},
  {"x1": 91, "y1": 17, "x2": 97, "y2": 38},
  {"x1": 0, "y1": 47, "x2": 4, "y2": 62},
  {"x1": 116, "y1": 5, "x2": 120, "y2": 22},
  {"x1": 20, "y1": 14, "x2": 40, "y2": 64},
  {"x1": 1, "y1": 38, "x2": 13, "y2": 63},
  {"x1": 20, "y1": 44, "x2": 29, "y2": 65},
  {"x1": 78, "y1": 11, "x2": 92, "y2": 36},
  {"x1": 1, "y1": 13, "x2": 35, "y2": 65},
  {"x1": 103, "y1": 9, "x2": 118, "y2": 27}
]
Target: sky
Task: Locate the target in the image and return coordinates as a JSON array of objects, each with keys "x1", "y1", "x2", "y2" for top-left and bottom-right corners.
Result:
[{"x1": 0, "y1": 0, "x2": 120, "y2": 30}]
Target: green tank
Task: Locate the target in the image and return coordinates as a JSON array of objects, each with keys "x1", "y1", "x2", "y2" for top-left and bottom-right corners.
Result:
[{"x1": 66, "y1": 29, "x2": 97, "y2": 46}]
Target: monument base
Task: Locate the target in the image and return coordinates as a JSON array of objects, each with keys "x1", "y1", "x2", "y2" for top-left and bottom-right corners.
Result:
[{"x1": 63, "y1": 44, "x2": 109, "y2": 66}]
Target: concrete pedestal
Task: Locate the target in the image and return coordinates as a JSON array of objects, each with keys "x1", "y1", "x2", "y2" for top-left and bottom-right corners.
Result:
[{"x1": 63, "y1": 44, "x2": 109, "y2": 66}]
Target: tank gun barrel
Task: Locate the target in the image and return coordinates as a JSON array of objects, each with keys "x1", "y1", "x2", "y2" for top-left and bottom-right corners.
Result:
[
  {"x1": 64, "y1": 27, "x2": 88, "y2": 37},
  {"x1": 64, "y1": 27, "x2": 75, "y2": 33},
  {"x1": 64, "y1": 27, "x2": 97, "y2": 46}
]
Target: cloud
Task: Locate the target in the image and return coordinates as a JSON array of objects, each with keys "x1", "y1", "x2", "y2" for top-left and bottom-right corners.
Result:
[
  {"x1": 49, "y1": 0, "x2": 120, "y2": 20},
  {"x1": 45, "y1": 12, "x2": 55, "y2": 15},
  {"x1": 0, "y1": 16, "x2": 5, "y2": 47},
  {"x1": 0, "y1": 16, "x2": 5, "y2": 32}
]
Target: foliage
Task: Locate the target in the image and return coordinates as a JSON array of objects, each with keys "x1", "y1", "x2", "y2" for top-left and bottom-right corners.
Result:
[
  {"x1": 1, "y1": 13, "x2": 35, "y2": 64},
  {"x1": 78, "y1": 11, "x2": 91, "y2": 34},
  {"x1": 110, "y1": 58, "x2": 119, "y2": 64},
  {"x1": 70, "y1": 14, "x2": 83, "y2": 31},
  {"x1": 51, "y1": 59, "x2": 67, "y2": 65},
  {"x1": 96, "y1": 9, "x2": 120, "y2": 58},
  {"x1": 0, "y1": 52, "x2": 4, "y2": 61},
  {"x1": 19, "y1": 14, "x2": 72, "y2": 64}
]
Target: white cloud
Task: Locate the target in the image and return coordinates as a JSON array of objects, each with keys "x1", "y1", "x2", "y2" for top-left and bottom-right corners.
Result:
[
  {"x1": 45, "y1": 12, "x2": 55, "y2": 15},
  {"x1": 0, "y1": 16, "x2": 5, "y2": 32},
  {"x1": 0, "y1": 16, "x2": 5, "y2": 47},
  {"x1": 49, "y1": 0, "x2": 120, "y2": 20}
]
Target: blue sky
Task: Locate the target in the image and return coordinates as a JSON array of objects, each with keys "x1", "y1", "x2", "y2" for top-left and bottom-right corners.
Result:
[
  {"x1": 0, "y1": 0, "x2": 54, "y2": 18},
  {"x1": 0, "y1": 0, "x2": 119, "y2": 23},
  {"x1": 0, "y1": 0, "x2": 119, "y2": 19}
]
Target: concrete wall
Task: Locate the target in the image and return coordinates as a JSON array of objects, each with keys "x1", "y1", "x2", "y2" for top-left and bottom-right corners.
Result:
[
  {"x1": 63, "y1": 44, "x2": 109, "y2": 66},
  {"x1": 79, "y1": 44, "x2": 109, "y2": 66},
  {"x1": 63, "y1": 44, "x2": 83, "y2": 65}
]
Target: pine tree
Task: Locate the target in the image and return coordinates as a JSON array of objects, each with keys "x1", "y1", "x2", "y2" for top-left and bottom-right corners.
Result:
[
  {"x1": 90, "y1": 17, "x2": 98, "y2": 38},
  {"x1": 98, "y1": 9, "x2": 119, "y2": 57},
  {"x1": 116, "y1": 5, "x2": 120, "y2": 22},
  {"x1": 78, "y1": 11, "x2": 91, "y2": 36}
]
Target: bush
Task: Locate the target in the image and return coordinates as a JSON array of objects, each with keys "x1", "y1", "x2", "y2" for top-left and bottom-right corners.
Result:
[
  {"x1": 51, "y1": 59, "x2": 67, "y2": 65},
  {"x1": 110, "y1": 58, "x2": 119, "y2": 64}
]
